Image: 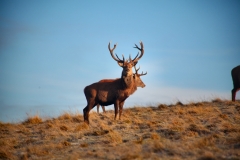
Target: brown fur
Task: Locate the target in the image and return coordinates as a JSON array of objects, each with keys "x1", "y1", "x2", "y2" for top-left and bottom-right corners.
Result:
[{"x1": 96, "y1": 79, "x2": 118, "y2": 114}]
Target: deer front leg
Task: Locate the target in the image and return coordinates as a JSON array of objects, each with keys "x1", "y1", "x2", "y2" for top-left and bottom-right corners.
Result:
[
  {"x1": 97, "y1": 104, "x2": 100, "y2": 113},
  {"x1": 232, "y1": 89, "x2": 236, "y2": 101},
  {"x1": 114, "y1": 102, "x2": 119, "y2": 120},
  {"x1": 119, "y1": 101, "x2": 125, "y2": 120}
]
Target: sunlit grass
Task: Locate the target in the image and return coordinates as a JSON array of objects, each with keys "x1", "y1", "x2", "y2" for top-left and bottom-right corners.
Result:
[{"x1": 0, "y1": 99, "x2": 239, "y2": 159}]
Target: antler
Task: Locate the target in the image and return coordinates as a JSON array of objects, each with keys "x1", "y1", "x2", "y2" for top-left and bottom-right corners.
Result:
[
  {"x1": 134, "y1": 65, "x2": 147, "y2": 76},
  {"x1": 132, "y1": 41, "x2": 144, "y2": 63},
  {"x1": 108, "y1": 42, "x2": 125, "y2": 63}
]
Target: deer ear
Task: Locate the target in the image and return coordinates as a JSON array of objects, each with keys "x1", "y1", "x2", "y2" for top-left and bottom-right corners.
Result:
[{"x1": 117, "y1": 61, "x2": 124, "y2": 67}]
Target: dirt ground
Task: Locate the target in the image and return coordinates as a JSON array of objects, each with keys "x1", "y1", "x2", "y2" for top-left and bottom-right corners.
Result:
[{"x1": 0, "y1": 99, "x2": 240, "y2": 160}]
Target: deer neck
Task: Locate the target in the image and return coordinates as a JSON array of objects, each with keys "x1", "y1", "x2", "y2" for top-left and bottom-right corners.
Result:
[
  {"x1": 129, "y1": 77, "x2": 138, "y2": 95},
  {"x1": 121, "y1": 75, "x2": 138, "y2": 96},
  {"x1": 121, "y1": 75, "x2": 134, "y2": 89}
]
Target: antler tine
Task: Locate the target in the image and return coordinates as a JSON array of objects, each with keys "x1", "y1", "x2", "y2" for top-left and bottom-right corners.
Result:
[
  {"x1": 115, "y1": 54, "x2": 125, "y2": 62},
  {"x1": 108, "y1": 42, "x2": 124, "y2": 63},
  {"x1": 133, "y1": 65, "x2": 137, "y2": 74},
  {"x1": 136, "y1": 66, "x2": 140, "y2": 72},
  {"x1": 132, "y1": 52, "x2": 139, "y2": 61},
  {"x1": 132, "y1": 41, "x2": 144, "y2": 62},
  {"x1": 134, "y1": 65, "x2": 140, "y2": 74},
  {"x1": 140, "y1": 71, "x2": 147, "y2": 76},
  {"x1": 134, "y1": 43, "x2": 141, "y2": 50},
  {"x1": 134, "y1": 65, "x2": 147, "y2": 76}
]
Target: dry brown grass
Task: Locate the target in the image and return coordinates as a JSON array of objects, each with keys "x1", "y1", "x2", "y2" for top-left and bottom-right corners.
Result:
[
  {"x1": 75, "y1": 122, "x2": 89, "y2": 131},
  {"x1": 0, "y1": 99, "x2": 240, "y2": 159},
  {"x1": 23, "y1": 115, "x2": 42, "y2": 124}
]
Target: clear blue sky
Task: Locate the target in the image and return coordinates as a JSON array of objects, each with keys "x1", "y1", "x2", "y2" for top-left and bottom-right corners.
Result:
[{"x1": 1, "y1": 0, "x2": 240, "y2": 122}]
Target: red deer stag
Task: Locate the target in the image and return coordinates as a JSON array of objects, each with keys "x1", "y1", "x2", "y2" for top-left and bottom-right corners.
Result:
[
  {"x1": 96, "y1": 66, "x2": 147, "y2": 113},
  {"x1": 231, "y1": 65, "x2": 240, "y2": 101},
  {"x1": 83, "y1": 42, "x2": 144, "y2": 124}
]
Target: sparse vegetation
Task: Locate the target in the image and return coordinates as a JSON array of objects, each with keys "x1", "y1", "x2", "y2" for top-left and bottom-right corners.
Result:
[{"x1": 0, "y1": 99, "x2": 240, "y2": 159}]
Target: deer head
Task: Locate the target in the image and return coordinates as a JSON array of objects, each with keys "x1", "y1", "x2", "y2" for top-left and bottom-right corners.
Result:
[
  {"x1": 108, "y1": 42, "x2": 144, "y2": 78},
  {"x1": 133, "y1": 65, "x2": 147, "y2": 88}
]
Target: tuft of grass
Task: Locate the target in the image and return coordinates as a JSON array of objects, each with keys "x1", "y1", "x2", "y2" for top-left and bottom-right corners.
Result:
[
  {"x1": 158, "y1": 104, "x2": 168, "y2": 110},
  {"x1": 193, "y1": 135, "x2": 216, "y2": 149},
  {"x1": 58, "y1": 112, "x2": 72, "y2": 120},
  {"x1": 72, "y1": 114, "x2": 83, "y2": 123},
  {"x1": 198, "y1": 151, "x2": 215, "y2": 160},
  {"x1": 80, "y1": 143, "x2": 88, "y2": 148},
  {"x1": 24, "y1": 115, "x2": 42, "y2": 124},
  {"x1": 89, "y1": 129, "x2": 109, "y2": 136},
  {"x1": 0, "y1": 122, "x2": 11, "y2": 128},
  {"x1": 212, "y1": 98, "x2": 223, "y2": 103},
  {"x1": 75, "y1": 123, "x2": 89, "y2": 131},
  {"x1": 107, "y1": 130, "x2": 122, "y2": 143},
  {"x1": 60, "y1": 125, "x2": 68, "y2": 131},
  {"x1": 151, "y1": 132, "x2": 160, "y2": 140},
  {"x1": 20, "y1": 153, "x2": 28, "y2": 160},
  {"x1": 62, "y1": 141, "x2": 71, "y2": 146},
  {"x1": 152, "y1": 141, "x2": 164, "y2": 152},
  {"x1": 123, "y1": 119, "x2": 131, "y2": 124},
  {"x1": 134, "y1": 137, "x2": 143, "y2": 144},
  {"x1": 175, "y1": 101, "x2": 184, "y2": 106},
  {"x1": 46, "y1": 122, "x2": 53, "y2": 129}
]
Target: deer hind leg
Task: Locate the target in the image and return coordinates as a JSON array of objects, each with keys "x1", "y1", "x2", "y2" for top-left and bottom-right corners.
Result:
[
  {"x1": 83, "y1": 99, "x2": 96, "y2": 124},
  {"x1": 97, "y1": 104, "x2": 100, "y2": 113},
  {"x1": 83, "y1": 106, "x2": 90, "y2": 124},
  {"x1": 232, "y1": 89, "x2": 236, "y2": 101},
  {"x1": 232, "y1": 88, "x2": 240, "y2": 101},
  {"x1": 102, "y1": 106, "x2": 106, "y2": 113},
  {"x1": 97, "y1": 104, "x2": 105, "y2": 114}
]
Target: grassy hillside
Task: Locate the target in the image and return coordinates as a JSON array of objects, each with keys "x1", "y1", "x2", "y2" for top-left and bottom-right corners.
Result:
[{"x1": 0, "y1": 99, "x2": 240, "y2": 160}]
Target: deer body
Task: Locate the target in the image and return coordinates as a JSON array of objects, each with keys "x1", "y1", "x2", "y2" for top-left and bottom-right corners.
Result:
[
  {"x1": 84, "y1": 75, "x2": 135, "y2": 124},
  {"x1": 85, "y1": 76, "x2": 135, "y2": 106},
  {"x1": 231, "y1": 65, "x2": 240, "y2": 101}
]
